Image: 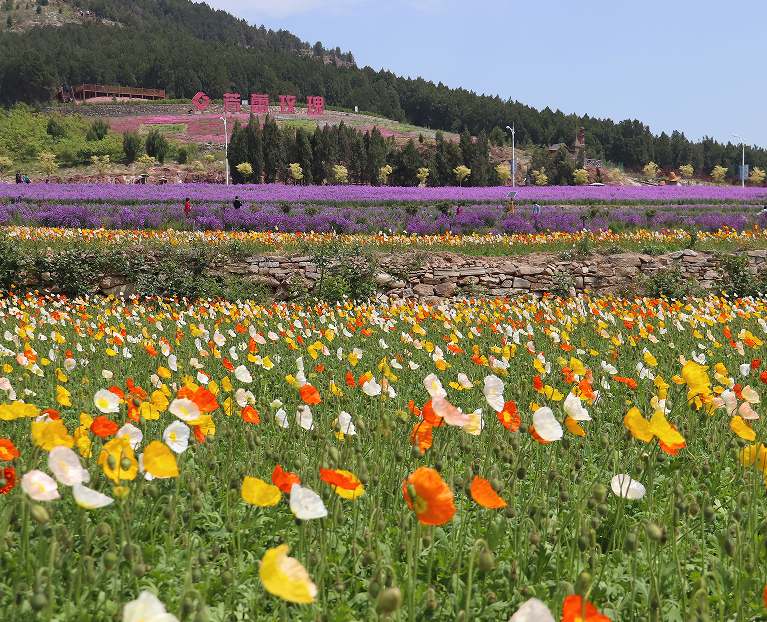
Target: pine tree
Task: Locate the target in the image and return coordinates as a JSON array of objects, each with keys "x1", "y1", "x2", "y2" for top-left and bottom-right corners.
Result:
[
  {"x1": 227, "y1": 120, "x2": 249, "y2": 184},
  {"x1": 295, "y1": 128, "x2": 313, "y2": 185},
  {"x1": 470, "y1": 130, "x2": 490, "y2": 186},
  {"x1": 262, "y1": 115, "x2": 282, "y2": 184},
  {"x1": 244, "y1": 114, "x2": 264, "y2": 184}
]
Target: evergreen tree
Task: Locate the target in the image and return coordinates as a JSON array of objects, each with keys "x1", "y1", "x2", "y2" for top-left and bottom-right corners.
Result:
[
  {"x1": 261, "y1": 115, "x2": 282, "y2": 183},
  {"x1": 295, "y1": 128, "x2": 313, "y2": 185},
  {"x1": 364, "y1": 127, "x2": 387, "y2": 185},
  {"x1": 459, "y1": 130, "x2": 475, "y2": 168},
  {"x1": 244, "y1": 114, "x2": 263, "y2": 184},
  {"x1": 470, "y1": 130, "x2": 490, "y2": 186},
  {"x1": 227, "y1": 120, "x2": 249, "y2": 184}
]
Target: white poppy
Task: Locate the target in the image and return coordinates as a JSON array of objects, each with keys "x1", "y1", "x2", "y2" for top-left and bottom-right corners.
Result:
[
  {"x1": 289, "y1": 484, "x2": 328, "y2": 520},
  {"x1": 235, "y1": 388, "x2": 249, "y2": 407},
  {"x1": 610, "y1": 474, "x2": 646, "y2": 500},
  {"x1": 739, "y1": 401, "x2": 759, "y2": 420},
  {"x1": 163, "y1": 421, "x2": 191, "y2": 453},
  {"x1": 390, "y1": 359, "x2": 403, "y2": 370},
  {"x1": 362, "y1": 378, "x2": 382, "y2": 397},
  {"x1": 409, "y1": 361, "x2": 419, "y2": 370},
  {"x1": 423, "y1": 373, "x2": 447, "y2": 398},
  {"x1": 168, "y1": 354, "x2": 178, "y2": 371},
  {"x1": 337, "y1": 411, "x2": 356, "y2": 436},
  {"x1": 532, "y1": 408, "x2": 563, "y2": 441},
  {"x1": 509, "y1": 598, "x2": 555, "y2": 622},
  {"x1": 116, "y1": 423, "x2": 143, "y2": 450},
  {"x1": 295, "y1": 405, "x2": 314, "y2": 431},
  {"x1": 483, "y1": 375, "x2": 505, "y2": 412},
  {"x1": 21, "y1": 470, "x2": 60, "y2": 501},
  {"x1": 93, "y1": 389, "x2": 120, "y2": 413},
  {"x1": 196, "y1": 371, "x2": 209, "y2": 385},
  {"x1": 275, "y1": 408, "x2": 289, "y2": 428},
  {"x1": 563, "y1": 392, "x2": 591, "y2": 421},
  {"x1": 48, "y1": 446, "x2": 90, "y2": 486},
  {"x1": 742, "y1": 385, "x2": 760, "y2": 404},
  {"x1": 432, "y1": 395, "x2": 471, "y2": 427},
  {"x1": 169, "y1": 398, "x2": 201, "y2": 422},
  {"x1": 123, "y1": 591, "x2": 179, "y2": 622},
  {"x1": 72, "y1": 483, "x2": 114, "y2": 509},
  {"x1": 740, "y1": 363, "x2": 752, "y2": 377},
  {"x1": 720, "y1": 389, "x2": 738, "y2": 415},
  {"x1": 234, "y1": 365, "x2": 253, "y2": 383},
  {"x1": 270, "y1": 399, "x2": 283, "y2": 408}
]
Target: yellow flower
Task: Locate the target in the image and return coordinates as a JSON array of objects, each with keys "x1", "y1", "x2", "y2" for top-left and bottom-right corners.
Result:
[
  {"x1": 624, "y1": 407, "x2": 654, "y2": 442},
  {"x1": 221, "y1": 376, "x2": 233, "y2": 392},
  {"x1": 157, "y1": 366, "x2": 172, "y2": 378},
  {"x1": 241, "y1": 477, "x2": 281, "y2": 506},
  {"x1": 643, "y1": 351, "x2": 658, "y2": 367},
  {"x1": 142, "y1": 441, "x2": 179, "y2": 478},
  {"x1": 259, "y1": 545, "x2": 317, "y2": 604},
  {"x1": 98, "y1": 436, "x2": 138, "y2": 483},
  {"x1": 56, "y1": 385, "x2": 72, "y2": 407},
  {"x1": 31, "y1": 419, "x2": 74, "y2": 451},
  {"x1": 740, "y1": 443, "x2": 767, "y2": 472},
  {"x1": 113, "y1": 486, "x2": 131, "y2": 499},
  {"x1": 565, "y1": 417, "x2": 586, "y2": 436},
  {"x1": 0, "y1": 401, "x2": 40, "y2": 420},
  {"x1": 649, "y1": 411, "x2": 685, "y2": 446},
  {"x1": 150, "y1": 390, "x2": 169, "y2": 412},
  {"x1": 73, "y1": 426, "x2": 92, "y2": 457},
  {"x1": 731, "y1": 416, "x2": 756, "y2": 441}
]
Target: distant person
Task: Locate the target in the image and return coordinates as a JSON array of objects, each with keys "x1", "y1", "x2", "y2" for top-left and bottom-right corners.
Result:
[
  {"x1": 456, "y1": 205, "x2": 462, "y2": 216},
  {"x1": 15, "y1": 172, "x2": 22, "y2": 184},
  {"x1": 233, "y1": 196, "x2": 242, "y2": 210},
  {"x1": 184, "y1": 197, "x2": 191, "y2": 217},
  {"x1": 533, "y1": 203, "x2": 541, "y2": 214},
  {"x1": 23, "y1": 174, "x2": 30, "y2": 184}
]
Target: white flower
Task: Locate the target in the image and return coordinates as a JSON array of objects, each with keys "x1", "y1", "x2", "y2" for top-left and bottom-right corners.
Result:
[
  {"x1": 168, "y1": 354, "x2": 178, "y2": 371},
  {"x1": 72, "y1": 483, "x2": 114, "y2": 509},
  {"x1": 116, "y1": 423, "x2": 143, "y2": 450},
  {"x1": 563, "y1": 392, "x2": 591, "y2": 421},
  {"x1": 48, "y1": 446, "x2": 90, "y2": 486},
  {"x1": 742, "y1": 385, "x2": 760, "y2": 404},
  {"x1": 163, "y1": 421, "x2": 190, "y2": 453},
  {"x1": 169, "y1": 398, "x2": 201, "y2": 422},
  {"x1": 483, "y1": 375, "x2": 505, "y2": 412},
  {"x1": 337, "y1": 411, "x2": 356, "y2": 435},
  {"x1": 64, "y1": 358, "x2": 76, "y2": 372},
  {"x1": 295, "y1": 405, "x2": 314, "y2": 430},
  {"x1": 409, "y1": 361, "x2": 419, "y2": 370},
  {"x1": 601, "y1": 361, "x2": 618, "y2": 375},
  {"x1": 423, "y1": 373, "x2": 446, "y2": 398},
  {"x1": 234, "y1": 365, "x2": 253, "y2": 383},
  {"x1": 275, "y1": 408, "x2": 289, "y2": 428},
  {"x1": 509, "y1": 598, "x2": 555, "y2": 622},
  {"x1": 123, "y1": 591, "x2": 179, "y2": 622},
  {"x1": 361, "y1": 377, "x2": 382, "y2": 397},
  {"x1": 532, "y1": 407, "x2": 563, "y2": 441},
  {"x1": 235, "y1": 388, "x2": 248, "y2": 407},
  {"x1": 93, "y1": 388, "x2": 120, "y2": 413},
  {"x1": 21, "y1": 470, "x2": 60, "y2": 501},
  {"x1": 196, "y1": 371, "x2": 209, "y2": 385},
  {"x1": 289, "y1": 484, "x2": 328, "y2": 520},
  {"x1": 457, "y1": 373, "x2": 473, "y2": 389},
  {"x1": 464, "y1": 409, "x2": 484, "y2": 436},
  {"x1": 610, "y1": 474, "x2": 646, "y2": 500},
  {"x1": 740, "y1": 363, "x2": 752, "y2": 377},
  {"x1": 270, "y1": 399, "x2": 283, "y2": 408}
]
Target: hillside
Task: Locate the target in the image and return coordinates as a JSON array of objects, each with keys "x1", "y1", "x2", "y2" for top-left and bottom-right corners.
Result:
[{"x1": 0, "y1": 0, "x2": 766, "y2": 176}]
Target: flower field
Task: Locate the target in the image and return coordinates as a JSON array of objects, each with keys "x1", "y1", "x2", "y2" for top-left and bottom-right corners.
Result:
[{"x1": 2, "y1": 291, "x2": 767, "y2": 620}]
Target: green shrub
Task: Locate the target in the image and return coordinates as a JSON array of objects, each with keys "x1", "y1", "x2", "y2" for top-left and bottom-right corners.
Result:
[
  {"x1": 46, "y1": 117, "x2": 67, "y2": 140},
  {"x1": 0, "y1": 232, "x2": 23, "y2": 292},
  {"x1": 144, "y1": 128, "x2": 168, "y2": 164},
  {"x1": 551, "y1": 271, "x2": 575, "y2": 298},
  {"x1": 717, "y1": 254, "x2": 766, "y2": 298},
  {"x1": 176, "y1": 146, "x2": 188, "y2": 164},
  {"x1": 85, "y1": 119, "x2": 110, "y2": 141},
  {"x1": 122, "y1": 130, "x2": 142, "y2": 163},
  {"x1": 643, "y1": 266, "x2": 698, "y2": 300}
]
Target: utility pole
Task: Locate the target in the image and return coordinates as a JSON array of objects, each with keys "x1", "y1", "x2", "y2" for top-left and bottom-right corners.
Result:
[
  {"x1": 732, "y1": 134, "x2": 746, "y2": 189},
  {"x1": 221, "y1": 116, "x2": 229, "y2": 185},
  {"x1": 506, "y1": 124, "x2": 515, "y2": 187}
]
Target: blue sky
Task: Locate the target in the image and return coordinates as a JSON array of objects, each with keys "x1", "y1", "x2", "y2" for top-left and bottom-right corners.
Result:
[{"x1": 201, "y1": 0, "x2": 767, "y2": 149}]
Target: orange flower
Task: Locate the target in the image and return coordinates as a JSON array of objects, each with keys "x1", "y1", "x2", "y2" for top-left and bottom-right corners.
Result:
[
  {"x1": 108, "y1": 386, "x2": 125, "y2": 400},
  {"x1": 561, "y1": 595, "x2": 610, "y2": 622},
  {"x1": 41, "y1": 409, "x2": 60, "y2": 420},
  {"x1": 403, "y1": 467, "x2": 455, "y2": 525},
  {"x1": 193, "y1": 426, "x2": 205, "y2": 442},
  {"x1": 533, "y1": 374, "x2": 544, "y2": 392},
  {"x1": 578, "y1": 378, "x2": 596, "y2": 400},
  {"x1": 659, "y1": 423, "x2": 686, "y2": 455},
  {"x1": 410, "y1": 422, "x2": 433, "y2": 451},
  {"x1": 90, "y1": 416, "x2": 119, "y2": 438},
  {"x1": 272, "y1": 464, "x2": 300, "y2": 493},
  {"x1": 345, "y1": 372, "x2": 356, "y2": 387},
  {"x1": 529, "y1": 425, "x2": 552, "y2": 444},
  {"x1": 299, "y1": 384, "x2": 322, "y2": 405},
  {"x1": 222, "y1": 358, "x2": 235, "y2": 371},
  {"x1": 241, "y1": 406, "x2": 260, "y2": 423},
  {"x1": 0, "y1": 467, "x2": 15, "y2": 494},
  {"x1": 408, "y1": 400, "x2": 421, "y2": 417},
  {"x1": 145, "y1": 345, "x2": 159, "y2": 356},
  {"x1": 315, "y1": 365, "x2": 325, "y2": 373},
  {"x1": 470, "y1": 476, "x2": 507, "y2": 508},
  {"x1": 751, "y1": 359, "x2": 761, "y2": 370},
  {"x1": 0, "y1": 439, "x2": 19, "y2": 461},
  {"x1": 421, "y1": 399, "x2": 445, "y2": 427},
  {"x1": 126, "y1": 379, "x2": 147, "y2": 401},
  {"x1": 497, "y1": 401, "x2": 520, "y2": 431},
  {"x1": 319, "y1": 468, "x2": 360, "y2": 490},
  {"x1": 179, "y1": 386, "x2": 219, "y2": 412},
  {"x1": 761, "y1": 370, "x2": 767, "y2": 384}
]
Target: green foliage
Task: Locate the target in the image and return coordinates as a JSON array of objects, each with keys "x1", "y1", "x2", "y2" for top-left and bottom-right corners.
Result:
[
  {"x1": 717, "y1": 253, "x2": 766, "y2": 297},
  {"x1": 550, "y1": 145, "x2": 575, "y2": 186},
  {"x1": 0, "y1": 232, "x2": 23, "y2": 292},
  {"x1": 144, "y1": 127, "x2": 168, "y2": 164},
  {"x1": 85, "y1": 119, "x2": 110, "y2": 141},
  {"x1": 711, "y1": 165, "x2": 728, "y2": 183},
  {"x1": 679, "y1": 164, "x2": 694, "y2": 178},
  {"x1": 132, "y1": 246, "x2": 211, "y2": 300},
  {"x1": 122, "y1": 130, "x2": 142, "y2": 163},
  {"x1": 643, "y1": 266, "x2": 699, "y2": 299},
  {"x1": 45, "y1": 116, "x2": 67, "y2": 140},
  {"x1": 307, "y1": 241, "x2": 377, "y2": 303},
  {"x1": 551, "y1": 271, "x2": 574, "y2": 298},
  {"x1": 572, "y1": 168, "x2": 589, "y2": 185}
]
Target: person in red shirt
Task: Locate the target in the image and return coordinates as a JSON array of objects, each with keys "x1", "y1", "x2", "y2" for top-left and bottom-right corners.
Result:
[{"x1": 184, "y1": 198, "x2": 191, "y2": 217}]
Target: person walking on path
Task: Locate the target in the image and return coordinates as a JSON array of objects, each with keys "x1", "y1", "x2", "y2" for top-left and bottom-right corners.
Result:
[{"x1": 184, "y1": 198, "x2": 191, "y2": 217}]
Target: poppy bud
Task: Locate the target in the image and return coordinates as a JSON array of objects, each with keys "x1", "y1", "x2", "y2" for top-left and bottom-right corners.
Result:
[
  {"x1": 96, "y1": 522, "x2": 111, "y2": 538},
  {"x1": 368, "y1": 578, "x2": 381, "y2": 598},
  {"x1": 703, "y1": 505, "x2": 716, "y2": 522},
  {"x1": 490, "y1": 478, "x2": 503, "y2": 493},
  {"x1": 132, "y1": 562, "x2": 145, "y2": 578},
  {"x1": 194, "y1": 609, "x2": 209, "y2": 622},
  {"x1": 379, "y1": 587, "x2": 403, "y2": 614},
  {"x1": 211, "y1": 541, "x2": 220, "y2": 559},
  {"x1": 733, "y1": 509, "x2": 743, "y2": 523},
  {"x1": 577, "y1": 535, "x2": 588, "y2": 552},
  {"x1": 192, "y1": 497, "x2": 203, "y2": 512},
  {"x1": 198, "y1": 550, "x2": 208, "y2": 567},
  {"x1": 376, "y1": 518, "x2": 386, "y2": 532},
  {"x1": 559, "y1": 489, "x2": 570, "y2": 503},
  {"x1": 120, "y1": 457, "x2": 132, "y2": 471},
  {"x1": 147, "y1": 483, "x2": 159, "y2": 498},
  {"x1": 599, "y1": 434, "x2": 609, "y2": 449},
  {"x1": 738, "y1": 492, "x2": 750, "y2": 507},
  {"x1": 597, "y1": 503, "x2": 609, "y2": 516},
  {"x1": 592, "y1": 483, "x2": 607, "y2": 503},
  {"x1": 723, "y1": 537, "x2": 735, "y2": 557},
  {"x1": 477, "y1": 548, "x2": 495, "y2": 573},
  {"x1": 107, "y1": 455, "x2": 117, "y2": 470},
  {"x1": 701, "y1": 462, "x2": 710, "y2": 475},
  {"x1": 163, "y1": 505, "x2": 173, "y2": 520},
  {"x1": 30, "y1": 592, "x2": 48, "y2": 612},
  {"x1": 427, "y1": 597, "x2": 438, "y2": 611},
  {"x1": 30, "y1": 505, "x2": 50, "y2": 526},
  {"x1": 359, "y1": 472, "x2": 370, "y2": 485},
  {"x1": 104, "y1": 551, "x2": 117, "y2": 570},
  {"x1": 586, "y1": 498, "x2": 597, "y2": 510},
  {"x1": 221, "y1": 569, "x2": 233, "y2": 586},
  {"x1": 362, "y1": 549, "x2": 376, "y2": 566},
  {"x1": 410, "y1": 445, "x2": 424, "y2": 460},
  {"x1": 574, "y1": 459, "x2": 582, "y2": 470},
  {"x1": 395, "y1": 450, "x2": 404, "y2": 462},
  {"x1": 516, "y1": 467, "x2": 526, "y2": 480},
  {"x1": 333, "y1": 579, "x2": 346, "y2": 594},
  {"x1": 690, "y1": 503, "x2": 700, "y2": 517},
  {"x1": 406, "y1": 483, "x2": 417, "y2": 500},
  {"x1": 673, "y1": 484, "x2": 684, "y2": 498},
  {"x1": 528, "y1": 530, "x2": 540, "y2": 545},
  {"x1": 226, "y1": 522, "x2": 234, "y2": 533},
  {"x1": 590, "y1": 516, "x2": 600, "y2": 530},
  {"x1": 181, "y1": 510, "x2": 190, "y2": 524},
  {"x1": 504, "y1": 506, "x2": 516, "y2": 519},
  {"x1": 656, "y1": 452, "x2": 666, "y2": 464},
  {"x1": 624, "y1": 532, "x2": 637, "y2": 551},
  {"x1": 206, "y1": 434, "x2": 215, "y2": 444},
  {"x1": 575, "y1": 571, "x2": 592, "y2": 597},
  {"x1": 646, "y1": 523, "x2": 662, "y2": 541},
  {"x1": 308, "y1": 551, "x2": 320, "y2": 567},
  {"x1": 181, "y1": 598, "x2": 195, "y2": 616},
  {"x1": 691, "y1": 467, "x2": 700, "y2": 479}
]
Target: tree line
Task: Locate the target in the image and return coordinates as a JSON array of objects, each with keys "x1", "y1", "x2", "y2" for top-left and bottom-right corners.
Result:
[{"x1": 1, "y1": 0, "x2": 765, "y2": 178}]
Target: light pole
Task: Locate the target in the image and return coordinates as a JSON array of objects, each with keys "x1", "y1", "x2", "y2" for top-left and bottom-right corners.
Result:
[
  {"x1": 506, "y1": 124, "x2": 515, "y2": 187},
  {"x1": 220, "y1": 116, "x2": 229, "y2": 185},
  {"x1": 733, "y1": 134, "x2": 746, "y2": 188}
]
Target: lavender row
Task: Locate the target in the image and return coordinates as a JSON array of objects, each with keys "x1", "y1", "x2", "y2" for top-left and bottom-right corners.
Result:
[
  {"x1": 1, "y1": 183, "x2": 767, "y2": 205},
  {"x1": 2, "y1": 200, "x2": 765, "y2": 235}
]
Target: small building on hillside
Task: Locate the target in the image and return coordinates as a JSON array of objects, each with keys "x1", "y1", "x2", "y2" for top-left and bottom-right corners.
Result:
[{"x1": 548, "y1": 127, "x2": 586, "y2": 160}]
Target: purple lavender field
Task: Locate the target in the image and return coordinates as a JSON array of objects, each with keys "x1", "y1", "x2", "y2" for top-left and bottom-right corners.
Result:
[{"x1": 1, "y1": 184, "x2": 765, "y2": 234}]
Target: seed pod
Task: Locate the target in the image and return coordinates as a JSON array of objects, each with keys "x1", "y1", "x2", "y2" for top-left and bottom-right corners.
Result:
[
  {"x1": 362, "y1": 549, "x2": 376, "y2": 566},
  {"x1": 411, "y1": 445, "x2": 424, "y2": 460},
  {"x1": 574, "y1": 459, "x2": 583, "y2": 470},
  {"x1": 395, "y1": 450, "x2": 404, "y2": 463},
  {"x1": 528, "y1": 530, "x2": 540, "y2": 545},
  {"x1": 358, "y1": 472, "x2": 370, "y2": 485},
  {"x1": 646, "y1": 523, "x2": 662, "y2": 541},
  {"x1": 559, "y1": 489, "x2": 570, "y2": 503},
  {"x1": 477, "y1": 548, "x2": 495, "y2": 572},
  {"x1": 516, "y1": 467, "x2": 526, "y2": 480},
  {"x1": 132, "y1": 562, "x2": 145, "y2": 578},
  {"x1": 701, "y1": 462, "x2": 710, "y2": 475},
  {"x1": 368, "y1": 578, "x2": 381, "y2": 598},
  {"x1": 123, "y1": 544, "x2": 134, "y2": 561},
  {"x1": 592, "y1": 483, "x2": 607, "y2": 503},
  {"x1": 597, "y1": 503, "x2": 609, "y2": 516},
  {"x1": 107, "y1": 455, "x2": 118, "y2": 470},
  {"x1": 575, "y1": 571, "x2": 592, "y2": 597},
  {"x1": 577, "y1": 535, "x2": 588, "y2": 552},
  {"x1": 376, "y1": 518, "x2": 386, "y2": 532},
  {"x1": 333, "y1": 579, "x2": 346, "y2": 594},
  {"x1": 163, "y1": 506, "x2": 173, "y2": 520},
  {"x1": 30, "y1": 592, "x2": 48, "y2": 612},
  {"x1": 421, "y1": 533, "x2": 432, "y2": 548},
  {"x1": 192, "y1": 497, "x2": 203, "y2": 512},
  {"x1": 379, "y1": 587, "x2": 403, "y2": 613},
  {"x1": 504, "y1": 506, "x2": 516, "y2": 519},
  {"x1": 703, "y1": 505, "x2": 716, "y2": 522},
  {"x1": 226, "y1": 522, "x2": 234, "y2": 533},
  {"x1": 198, "y1": 550, "x2": 208, "y2": 567}
]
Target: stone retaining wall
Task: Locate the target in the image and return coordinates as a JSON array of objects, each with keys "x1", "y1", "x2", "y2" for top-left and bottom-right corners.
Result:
[{"x1": 196, "y1": 248, "x2": 764, "y2": 302}]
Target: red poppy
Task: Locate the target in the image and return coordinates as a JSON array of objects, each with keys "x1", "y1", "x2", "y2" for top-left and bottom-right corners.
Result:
[
  {"x1": 193, "y1": 426, "x2": 205, "y2": 442},
  {"x1": 222, "y1": 358, "x2": 235, "y2": 371},
  {"x1": 315, "y1": 365, "x2": 325, "y2": 373},
  {"x1": 41, "y1": 409, "x2": 60, "y2": 420},
  {"x1": 345, "y1": 372, "x2": 356, "y2": 387},
  {"x1": 108, "y1": 386, "x2": 125, "y2": 400},
  {"x1": 0, "y1": 439, "x2": 19, "y2": 461},
  {"x1": 126, "y1": 379, "x2": 147, "y2": 401},
  {"x1": 533, "y1": 374, "x2": 544, "y2": 392},
  {"x1": 733, "y1": 384, "x2": 744, "y2": 400},
  {"x1": 470, "y1": 476, "x2": 507, "y2": 508},
  {"x1": 241, "y1": 406, "x2": 260, "y2": 423},
  {"x1": 319, "y1": 468, "x2": 360, "y2": 490},
  {"x1": 299, "y1": 384, "x2": 322, "y2": 405},
  {"x1": 90, "y1": 416, "x2": 119, "y2": 438},
  {"x1": 410, "y1": 422, "x2": 433, "y2": 451},
  {"x1": 0, "y1": 467, "x2": 16, "y2": 494},
  {"x1": 403, "y1": 467, "x2": 456, "y2": 526},
  {"x1": 421, "y1": 399, "x2": 445, "y2": 427},
  {"x1": 497, "y1": 401, "x2": 520, "y2": 431},
  {"x1": 272, "y1": 464, "x2": 300, "y2": 493},
  {"x1": 760, "y1": 370, "x2": 767, "y2": 384},
  {"x1": 561, "y1": 595, "x2": 610, "y2": 622},
  {"x1": 178, "y1": 386, "x2": 219, "y2": 412},
  {"x1": 751, "y1": 359, "x2": 761, "y2": 370}
]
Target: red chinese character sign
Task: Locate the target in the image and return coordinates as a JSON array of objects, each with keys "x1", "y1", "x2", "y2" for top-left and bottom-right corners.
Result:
[
  {"x1": 279, "y1": 95, "x2": 296, "y2": 114},
  {"x1": 307, "y1": 96, "x2": 324, "y2": 116},
  {"x1": 192, "y1": 92, "x2": 211, "y2": 111},
  {"x1": 223, "y1": 93, "x2": 241, "y2": 113},
  {"x1": 251, "y1": 94, "x2": 269, "y2": 114}
]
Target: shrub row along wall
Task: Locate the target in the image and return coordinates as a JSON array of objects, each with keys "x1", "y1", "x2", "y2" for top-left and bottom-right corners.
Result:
[{"x1": 79, "y1": 248, "x2": 767, "y2": 302}]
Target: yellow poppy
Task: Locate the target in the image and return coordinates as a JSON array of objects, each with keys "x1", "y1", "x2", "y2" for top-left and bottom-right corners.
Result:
[
  {"x1": 241, "y1": 477, "x2": 281, "y2": 506},
  {"x1": 259, "y1": 545, "x2": 317, "y2": 604}
]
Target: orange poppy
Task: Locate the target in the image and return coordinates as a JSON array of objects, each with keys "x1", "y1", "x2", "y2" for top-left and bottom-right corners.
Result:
[
  {"x1": 410, "y1": 422, "x2": 434, "y2": 451},
  {"x1": 578, "y1": 378, "x2": 596, "y2": 400},
  {"x1": 751, "y1": 359, "x2": 761, "y2": 370},
  {"x1": 319, "y1": 468, "x2": 360, "y2": 490},
  {"x1": 561, "y1": 595, "x2": 610, "y2": 622},
  {"x1": 108, "y1": 386, "x2": 125, "y2": 400},
  {"x1": 41, "y1": 409, "x2": 60, "y2": 420},
  {"x1": 222, "y1": 358, "x2": 235, "y2": 371},
  {"x1": 403, "y1": 467, "x2": 456, "y2": 526},
  {"x1": 241, "y1": 406, "x2": 260, "y2": 423},
  {"x1": 497, "y1": 401, "x2": 520, "y2": 431},
  {"x1": 145, "y1": 345, "x2": 159, "y2": 356},
  {"x1": 533, "y1": 374, "x2": 544, "y2": 392},
  {"x1": 179, "y1": 386, "x2": 219, "y2": 412},
  {"x1": 761, "y1": 370, "x2": 767, "y2": 384},
  {"x1": 0, "y1": 467, "x2": 15, "y2": 494},
  {"x1": 90, "y1": 416, "x2": 119, "y2": 438},
  {"x1": 272, "y1": 464, "x2": 301, "y2": 493},
  {"x1": 126, "y1": 379, "x2": 147, "y2": 401},
  {"x1": 408, "y1": 400, "x2": 421, "y2": 417},
  {"x1": 315, "y1": 365, "x2": 325, "y2": 373},
  {"x1": 193, "y1": 426, "x2": 205, "y2": 442},
  {"x1": 470, "y1": 476, "x2": 507, "y2": 508},
  {"x1": 0, "y1": 439, "x2": 19, "y2": 461},
  {"x1": 345, "y1": 372, "x2": 356, "y2": 387},
  {"x1": 299, "y1": 384, "x2": 322, "y2": 405},
  {"x1": 733, "y1": 384, "x2": 744, "y2": 400},
  {"x1": 421, "y1": 399, "x2": 445, "y2": 427},
  {"x1": 659, "y1": 423, "x2": 686, "y2": 455}
]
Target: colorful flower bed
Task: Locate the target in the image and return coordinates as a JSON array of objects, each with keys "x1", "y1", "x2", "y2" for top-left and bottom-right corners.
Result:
[{"x1": 1, "y1": 292, "x2": 767, "y2": 620}]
